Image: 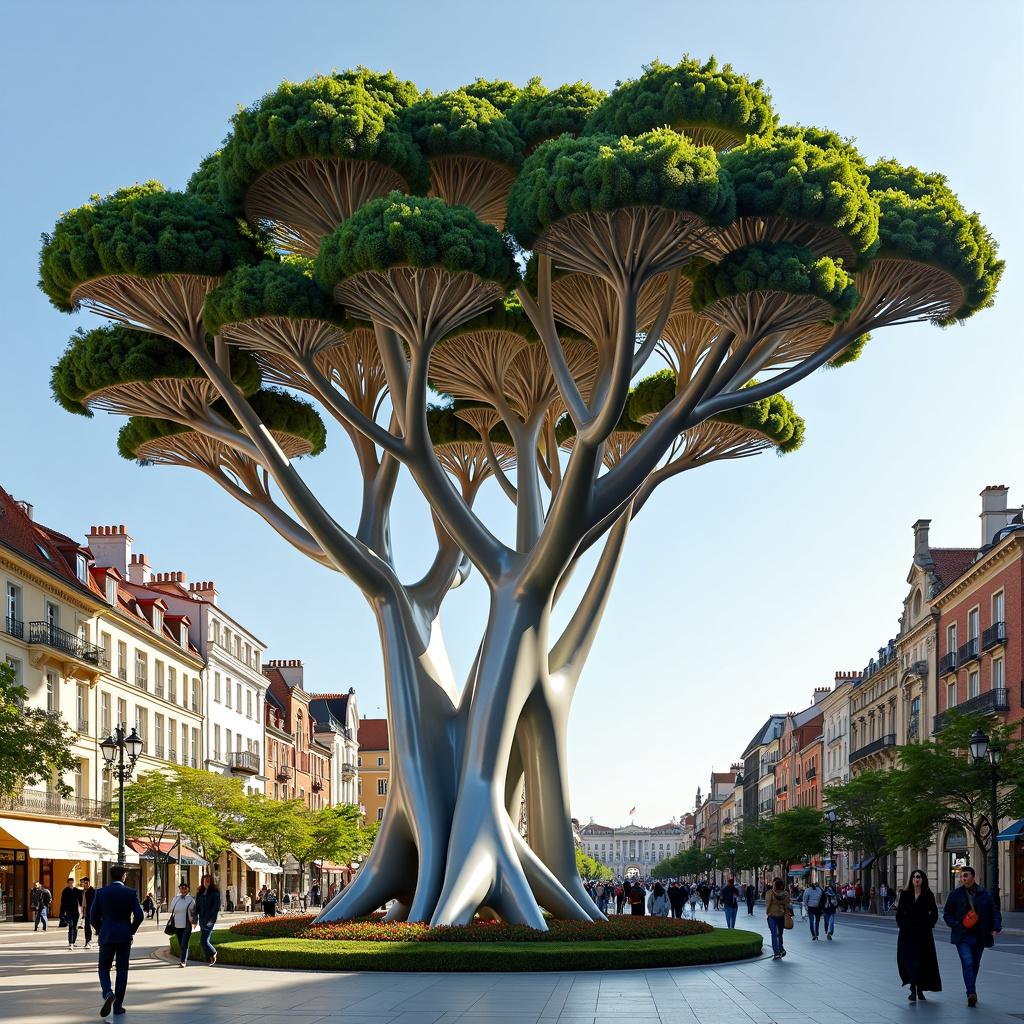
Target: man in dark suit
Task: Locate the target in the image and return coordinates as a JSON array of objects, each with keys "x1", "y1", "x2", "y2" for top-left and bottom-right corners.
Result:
[{"x1": 90, "y1": 865, "x2": 144, "y2": 1018}]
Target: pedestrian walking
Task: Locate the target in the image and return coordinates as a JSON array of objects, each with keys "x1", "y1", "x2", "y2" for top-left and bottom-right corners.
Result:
[
  {"x1": 80, "y1": 877, "x2": 97, "y2": 950},
  {"x1": 821, "y1": 880, "x2": 838, "y2": 940},
  {"x1": 879, "y1": 882, "x2": 890, "y2": 913},
  {"x1": 168, "y1": 882, "x2": 197, "y2": 968},
  {"x1": 720, "y1": 875, "x2": 739, "y2": 929},
  {"x1": 941, "y1": 866, "x2": 1002, "y2": 1008},
  {"x1": 58, "y1": 875, "x2": 82, "y2": 950},
  {"x1": 765, "y1": 877, "x2": 792, "y2": 961},
  {"x1": 261, "y1": 886, "x2": 278, "y2": 917},
  {"x1": 803, "y1": 880, "x2": 825, "y2": 940},
  {"x1": 30, "y1": 880, "x2": 51, "y2": 931},
  {"x1": 195, "y1": 874, "x2": 221, "y2": 965},
  {"x1": 647, "y1": 882, "x2": 669, "y2": 917},
  {"x1": 668, "y1": 881, "x2": 685, "y2": 919},
  {"x1": 615, "y1": 883, "x2": 625, "y2": 915},
  {"x1": 745, "y1": 882, "x2": 755, "y2": 916},
  {"x1": 896, "y1": 870, "x2": 941, "y2": 1002},
  {"x1": 90, "y1": 863, "x2": 144, "y2": 1019},
  {"x1": 142, "y1": 893, "x2": 155, "y2": 920},
  {"x1": 688, "y1": 885, "x2": 698, "y2": 917},
  {"x1": 225, "y1": 886, "x2": 234, "y2": 913},
  {"x1": 626, "y1": 880, "x2": 646, "y2": 915}
]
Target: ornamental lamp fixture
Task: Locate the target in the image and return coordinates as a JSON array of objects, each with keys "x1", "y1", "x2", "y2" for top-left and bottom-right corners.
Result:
[
  {"x1": 825, "y1": 808, "x2": 838, "y2": 824},
  {"x1": 969, "y1": 728, "x2": 989, "y2": 764},
  {"x1": 124, "y1": 728, "x2": 145, "y2": 762},
  {"x1": 99, "y1": 732, "x2": 117, "y2": 764}
]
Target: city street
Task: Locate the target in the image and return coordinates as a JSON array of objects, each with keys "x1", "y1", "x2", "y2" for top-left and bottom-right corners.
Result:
[{"x1": 1, "y1": 907, "x2": 1021, "y2": 1024}]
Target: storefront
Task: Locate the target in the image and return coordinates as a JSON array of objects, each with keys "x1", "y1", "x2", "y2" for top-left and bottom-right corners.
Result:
[
  {"x1": 996, "y1": 818, "x2": 1024, "y2": 911},
  {"x1": 0, "y1": 848, "x2": 28, "y2": 922},
  {"x1": 125, "y1": 839, "x2": 208, "y2": 909},
  {"x1": 226, "y1": 841, "x2": 281, "y2": 910}
]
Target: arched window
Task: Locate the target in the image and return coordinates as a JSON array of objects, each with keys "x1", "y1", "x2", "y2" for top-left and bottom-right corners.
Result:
[{"x1": 912, "y1": 590, "x2": 922, "y2": 619}]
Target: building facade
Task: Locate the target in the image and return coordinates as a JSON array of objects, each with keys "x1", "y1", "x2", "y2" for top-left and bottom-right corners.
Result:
[
  {"x1": 357, "y1": 718, "x2": 389, "y2": 823},
  {"x1": 309, "y1": 691, "x2": 360, "y2": 806},
  {"x1": 579, "y1": 819, "x2": 690, "y2": 876}
]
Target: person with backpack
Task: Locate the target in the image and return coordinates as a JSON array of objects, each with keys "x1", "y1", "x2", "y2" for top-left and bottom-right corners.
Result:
[
  {"x1": 647, "y1": 882, "x2": 670, "y2": 917},
  {"x1": 720, "y1": 875, "x2": 740, "y2": 929},
  {"x1": 942, "y1": 866, "x2": 1002, "y2": 1007},
  {"x1": 821, "y1": 880, "x2": 838, "y2": 940}
]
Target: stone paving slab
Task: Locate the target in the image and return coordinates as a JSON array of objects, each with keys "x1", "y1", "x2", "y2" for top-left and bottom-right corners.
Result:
[{"x1": 1, "y1": 906, "x2": 1021, "y2": 1023}]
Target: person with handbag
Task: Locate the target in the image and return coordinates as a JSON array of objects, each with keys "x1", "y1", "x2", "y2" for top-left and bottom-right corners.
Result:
[
  {"x1": 896, "y1": 870, "x2": 941, "y2": 1002},
  {"x1": 765, "y1": 877, "x2": 792, "y2": 960},
  {"x1": 167, "y1": 882, "x2": 197, "y2": 968},
  {"x1": 195, "y1": 875, "x2": 221, "y2": 965},
  {"x1": 942, "y1": 866, "x2": 1002, "y2": 1007},
  {"x1": 58, "y1": 875, "x2": 82, "y2": 950}
]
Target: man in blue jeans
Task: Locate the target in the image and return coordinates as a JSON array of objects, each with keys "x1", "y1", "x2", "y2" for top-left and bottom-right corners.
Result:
[
  {"x1": 719, "y1": 876, "x2": 739, "y2": 928},
  {"x1": 30, "y1": 881, "x2": 51, "y2": 931},
  {"x1": 942, "y1": 866, "x2": 1002, "y2": 1007},
  {"x1": 90, "y1": 865, "x2": 144, "y2": 1018}
]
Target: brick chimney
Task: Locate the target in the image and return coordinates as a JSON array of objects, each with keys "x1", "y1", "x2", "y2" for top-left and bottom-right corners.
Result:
[
  {"x1": 127, "y1": 553, "x2": 151, "y2": 585},
  {"x1": 86, "y1": 525, "x2": 132, "y2": 575},
  {"x1": 15, "y1": 500, "x2": 33, "y2": 521},
  {"x1": 980, "y1": 485, "x2": 1010, "y2": 546},
  {"x1": 912, "y1": 519, "x2": 931, "y2": 564},
  {"x1": 266, "y1": 658, "x2": 304, "y2": 689},
  {"x1": 188, "y1": 580, "x2": 218, "y2": 604},
  {"x1": 812, "y1": 686, "x2": 831, "y2": 704}
]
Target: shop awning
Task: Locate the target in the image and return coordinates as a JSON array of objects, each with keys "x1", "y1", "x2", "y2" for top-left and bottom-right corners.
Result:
[
  {"x1": 787, "y1": 867, "x2": 810, "y2": 877},
  {"x1": 230, "y1": 841, "x2": 282, "y2": 875},
  {"x1": 0, "y1": 817, "x2": 139, "y2": 864},
  {"x1": 126, "y1": 838, "x2": 207, "y2": 867},
  {"x1": 996, "y1": 819, "x2": 1024, "y2": 842},
  {"x1": 852, "y1": 855, "x2": 876, "y2": 870}
]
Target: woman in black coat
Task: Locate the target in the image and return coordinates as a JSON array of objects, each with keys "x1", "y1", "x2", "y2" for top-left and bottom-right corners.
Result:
[{"x1": 896, "y1": 870, "x2": 941, "y2": 1001}]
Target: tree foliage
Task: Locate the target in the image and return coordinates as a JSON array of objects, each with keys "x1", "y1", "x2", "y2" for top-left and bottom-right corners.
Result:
[
  {"x1": 507, "y1": 128, "x2": 735, "y2": 247},
  {"x1": 690, "y1": 242, "x2": 859, "y2": 321},
  {"x1": 823, "y1": 769, "x2": 903, "y2": 865},
  {"x1": 0, "y1": 661, "x2": 79, "y2": 798},
  {"x1": 239, "y1": 794, "x2": 311, "y2": 881},
  {"x1": 219, "y1": 73, "x2": 429, "y2": 207},
  {"x1": 38, "y1": 183, "x2": 260, "y2": 312},
  {"x1": 459, "y1": 78, "x2": 523, "y2": 112},
  {"x1": 764, "y1": 806, "x2": 826, "y2": 866},
  {"x1": 575, "y1": 847, "x2": 613, "y2": 881},
  {"x1": 586, "y1": 55, "x2": 775, "y2": 143},
  {"x1": 400, "y1": 91, "x2": 524, "y2": 166},
  {"x1": 316, "y1": 192, "x2": 519, "y2": 288},
  {"x1": 507, "y1": 80, "x2": 607, "y2": 151}
]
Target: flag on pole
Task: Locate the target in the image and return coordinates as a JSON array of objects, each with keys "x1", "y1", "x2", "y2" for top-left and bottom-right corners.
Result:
[{"x1": 628, "y1": 806, "x2": 636, "y2": 817}]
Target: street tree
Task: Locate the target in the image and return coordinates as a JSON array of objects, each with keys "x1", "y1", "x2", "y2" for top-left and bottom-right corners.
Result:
[
  {"x1": 170, "y1": 766, "x2": 247, "y2": 864},
  {"x1": 764, "y1": 806, "x2": 827, "y2": 868},
  {"x1": 240, "y1": 795, "x2": 311, "y2": 895},
  {"x1": 824, "y1": 770, "x2": 905, "y2": 878},
  {"x1": 0, "y1": 661, "x2": 80, "y2": 798},
  {"x1": 39, "y1": 57, "x2": 1002, "y2": 928},
  {"x1": 732, "y1": 821, "x2": 776, "y2": 884},
  {"x1": 575, "y1": 848, "x2": 613, "y2": 881}
]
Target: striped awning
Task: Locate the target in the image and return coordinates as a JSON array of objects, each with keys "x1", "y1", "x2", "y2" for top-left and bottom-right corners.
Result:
[{"x1": 996, "y1": 819, "x2": 1024, "y2": 842}]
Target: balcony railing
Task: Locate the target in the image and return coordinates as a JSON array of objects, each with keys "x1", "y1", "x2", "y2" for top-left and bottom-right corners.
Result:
[
  {"x1": 938, "y1": 651, "x2": 957, "y2": 675},
  {"x1": 982, "y1": 621, "x2": 1007, "y2": 650},
  {"x1": 229, "y1": 750, "x2": 260, "y2": 775},
  {"x1": 0, "y1": 788, "x2": 110, "y2": 823},
  {"x1": 154, "y1": 681, "x2": 165, "y2": 698},
  {"x1": 117, "y1": 666, "x2": 127, "y2": 681},
  {"x1": 135, "y1": 670, "x2": 147, "y2": 690},
  {"x1": 5, "y1": 615, "x2": 24, "y2": 640},
  {"x1": 312, "y1": 777, "x2": 323, "y2": 792},
  {"x1": 806, "y1": 766, "x2": 816, "y2": 779},
  {"x1": 77, "y1": 717, "x2": 89, "y2": 735},
  {"x1": 275, "y1": 763, "x2": 293, "y2": 781},
  {"x1": 28, "y1": 622, "x2": 104, "y2": 666},
  {"x1": 168, "y1": 748, "x2": 177, "y2": 763},
  {"x1": 933, "y1": 687, "x2": 1009, "y2": 733},
  {"x1": 959, "y1": 638, "x2": 980, "y2": 666},
  {"x1": 850, "y1": 733, "x2": 896, "y2": 763},
  {"x1": 155, "y1": 744, "x2": 165, "y2": 759}
]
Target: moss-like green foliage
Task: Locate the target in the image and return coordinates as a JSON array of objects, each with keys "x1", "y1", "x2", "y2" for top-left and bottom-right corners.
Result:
[
  {"x1": 315, "y1": 192, "x2": 519, "y2": 290},
  {"x1": 506, "y1": 129, "x2": 735, "y2": 248},
  {"x1": 722, "y1": 134, "x2": 878, "y2": 256},
  {"x1": 627, "y1": 368, "x2": 804, "y2": 453},
  {"x1": 690, "y1": 242, "x2": 858, "y2": 322},
  {"x1": 460, "y1": 79, "x2": 522, "y2": 112},
  {"x1": 219, "y1": 74, "x2": 430, "y2": 209},
  {"x1": 335, "y1": 67, "x2": 420, "y2": 110},
  {"x1": 400, "y1": 91, "x2": 525, "y2": 167},
  {"x1": 426, "y1": 403, "x2": 513, "y2": 447},
  {"x1": 117, "y1": 388, "x2": 327, "y2": 461},
  {"x1": 773, "y1": 125, "x2": 865, "y2": 169},
  {"x1": 39, "y1": 183, "x2": 260, "y2": 313},
  {"x1": 204, "y1": 261, "x2": 346, "y2": 335},
  {"x1": 508, "y1": 81, "x2": 607, "y2": 151},
  {"x1": 51, "y1": 325, "x2": 261, "y2": 416},
  {"x1": 828, "y1": 332, "x2": 869, "y2": 368},
  {"x1": 444, "y1": 294, "x2": 539, "y2": 341},
  {"x1": 867, "y1": 160, "x2": 1003, "y2": 321},
  {"x1": 586, "y1": 56, "x2": 775, "y2": 143},
  {"x1": 186, "y1": 152, "x2": 226, "y2": 207}
]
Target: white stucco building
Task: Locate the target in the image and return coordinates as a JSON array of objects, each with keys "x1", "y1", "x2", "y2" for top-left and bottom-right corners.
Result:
[
  {"x1": 309, "y1": 691, "x2": 360, "y2": 806},
  {"x1": 579, "y1": 818, "x2": 691, "y2": 877}
]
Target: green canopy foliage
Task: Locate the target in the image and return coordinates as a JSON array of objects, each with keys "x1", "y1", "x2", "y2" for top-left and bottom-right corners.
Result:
[
  {"x1": 575, "y1": 847, "x2": 613, "y2": 881},
  {"x1": 585, "y1": 56, "x2": 775, "y2": 143},
  {"x1": 186, "y1": 152, "x2": 227, "y2": 207},
  {"x1": 627, "y1": 368, "x2": 805, "y2": 453},
  {"x1": 335, "y1": 66, "x2": 420, "y2": 110},
  {"x1": 443, "y1": 294, "x2": 539, "y2": 342},
  {"x1": 39, "y1": 183, "x2": 260, "y2": 313},
  {"x1": 828, "y1": 332, "x2": 869, "y2": 368},
  {"x1": 721, "y1": 133, "x2": 878, "y2": 257},
  {"x1": 399, "y1": 91, "x2": 525, "y2": 167},
  {"x1": 219, "y1": 74, "x2": 430, "y2": 209},
  {"x1": 823, "y1": 769, "x2": 902, "y2": 863},
  {"x1": 425, "y1": 404, "x2": 513, "y2": 447},
  {"x1": 117, "y1": 387, "x2": 328, "y2": 460},
  {"x1": 0, "y1": 661, "x2": 80, "y2": 798},
  {"x1": 315, "y1": 192, "x2": 519, "y2": 290},
  {"x1": 868, "y1": 161, "x2": 1003, "y2": 322},
  {"x1": 460, "y1": 78, "x2": 523, "y2": 112},
  {"x1": 203, "y1": 260, "x2": 346, "y2": 335},
  {"x1": 765, "y1": 807, "x2": 826, "y2": 865},
  {"x1": 690, "y1": 242, "x2": 859, "y2": 322},
  {"x1": 506, "y1": 128, "x2": 735, "y2": 248},
  {"x1": 51, "y1": 324, "x2": 261, "y2": 416},
  {"x1": 774, "y1": 125, "x2": 866, "y2": 169},
  {"x1": 507, "y1": 80, "x2": 607, "y2": 151}
]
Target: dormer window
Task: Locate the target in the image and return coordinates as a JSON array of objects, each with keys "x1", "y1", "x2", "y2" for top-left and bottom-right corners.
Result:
[
  {"x1": 76, "y1": 553, "x2": 88, "y2": 583},
  {"x1": 106, "y1": 577, "x2": 117, "y2": 606},
  {"x1": 153, "y1": 607, "x2": 163, "y2": 632},
  {"x1": 180, "y1": 624, "x2": 188, "y2": 647}
]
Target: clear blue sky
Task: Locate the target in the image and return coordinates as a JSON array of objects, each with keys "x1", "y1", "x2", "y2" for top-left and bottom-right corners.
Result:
[{"x1": 1, "y1": 0, "x2": 1021, "y2": 827}]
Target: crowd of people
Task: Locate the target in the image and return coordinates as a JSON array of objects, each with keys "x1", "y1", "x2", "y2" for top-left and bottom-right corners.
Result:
[{"x1": 581, "y1": 876, "x2": 758, "y2": 925}]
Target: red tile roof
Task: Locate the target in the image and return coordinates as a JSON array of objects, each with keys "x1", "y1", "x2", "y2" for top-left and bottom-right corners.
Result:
[
  {"x1": 930, "y1": 548, "x2": 978, "y2": 589},
  {"x1": 358, "y1": 718, "x2": 389, "y2": 751},
  {"x1": 711, "y1": 771, "x2": 736, "y2": 783}
]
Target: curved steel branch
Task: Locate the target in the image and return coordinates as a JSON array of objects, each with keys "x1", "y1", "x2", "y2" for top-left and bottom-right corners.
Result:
[
  {"x1": 631, "y1": 269, "x2": 680, "y2": 376},
  {"x1": 374, "y1": 322, "x2": 410, "y2": 434},
  {"x1": 482, "y1": 433, "x2": 517, "y2": 503}
]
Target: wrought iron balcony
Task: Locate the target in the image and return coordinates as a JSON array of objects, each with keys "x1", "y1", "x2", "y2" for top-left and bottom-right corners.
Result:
[
  {"x1": 938, "y1": 651, "x2": 957, "y2": 675},
  {"x1": 312, "y1": 777, "x2": 323, "y2": 792},
  {"x1": 135, "y1": 670, "x2": 147, "y2": 690},
  {"x1": 155, "y1": 744, "x2": 165, "y2": 759},
  {"x1": 117, "y1": 666, "x2": 127, "y2": 681},
  {"x1": 806, "y1": 766, "x2": 817, "y2": 779},
  {"x1": 341, "y1": 761, "x2": 357, "y2": 777},
  {"x1": 77, "y1": 717, "x2": 89, "y2": 735},
  {"x1": 28, "y1": 622, "x2": 104, "y2": 666},
  {"x1": 275, "y1": 763, "x2": 292, "y2": 781},
  {"x1": 154, "y1": 681, "x2": 165, "y2": 698},
  {"x1": 229, "y1": 750, "x2": 260, "y2": 775},
  {"x1": 850, "y1": 733, "x2": 896, "y2": 763},
  {"x1": 982, "y1": 621, "x2": 1007, "y2": 650},
  {"x1": 958, "y1": 638, "x2": 980, "y2": 665},
  {"x1": 933, "y1": 687, "x2": 1009, "y2": 733},
  {"x1": 5, "y1": 615, "x2": 24, "y2": 640},
  {"x1": 0, "y1": 788, "x2": 110, "y2": 823}
]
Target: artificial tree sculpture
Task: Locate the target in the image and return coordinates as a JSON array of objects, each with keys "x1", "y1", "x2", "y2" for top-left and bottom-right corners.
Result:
[{"x1": 39, "y1": 57, "x2": 1002, "y2": 929}]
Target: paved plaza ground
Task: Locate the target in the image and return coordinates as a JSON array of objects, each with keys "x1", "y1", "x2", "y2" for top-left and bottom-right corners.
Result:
[{"x1": 1, "y1": 906, "x2": 1021, "y2": 1024}]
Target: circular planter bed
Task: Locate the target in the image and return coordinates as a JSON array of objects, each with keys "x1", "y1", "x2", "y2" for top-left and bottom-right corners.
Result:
[{"x1": 174, "y1": 914, "x2": 762, "y2": 972}]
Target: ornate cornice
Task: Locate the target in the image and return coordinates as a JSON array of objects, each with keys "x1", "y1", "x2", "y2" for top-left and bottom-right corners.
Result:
[{"x1": 933, "y1": 535, "x2": 1023, "y2": 608}]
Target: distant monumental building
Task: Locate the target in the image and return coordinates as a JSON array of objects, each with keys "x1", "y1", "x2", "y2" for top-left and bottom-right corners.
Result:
[{"x1": 579, "y1": 818, "x2": 692, "y2": 877}]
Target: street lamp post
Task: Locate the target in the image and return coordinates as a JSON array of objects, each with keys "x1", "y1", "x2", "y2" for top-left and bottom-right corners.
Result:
[
  {"x1": 825, "y1": 808, "x2": 838, "y2": 882},
  {"x1": 968, "y1": 728, "x2": 1002, "y2": 905},
  {"x1": 100, "y1": 723, "x2": 145, "y2": 869}
]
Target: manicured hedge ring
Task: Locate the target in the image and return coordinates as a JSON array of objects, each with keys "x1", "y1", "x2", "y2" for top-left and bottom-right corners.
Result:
[{"x1": 174, "y1": 916, "x2": 761, "y2": 972}]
